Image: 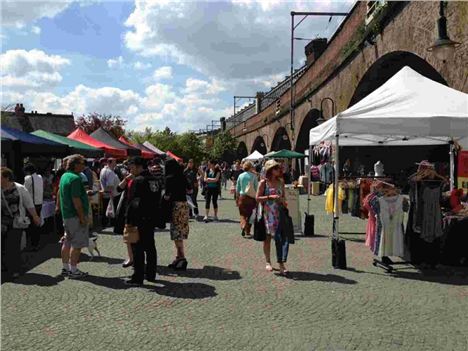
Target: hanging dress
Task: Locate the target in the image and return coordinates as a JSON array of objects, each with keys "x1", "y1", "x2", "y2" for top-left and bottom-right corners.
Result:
[{"x1": 377, "y1": 195, "x2": 404, "y2": 257}]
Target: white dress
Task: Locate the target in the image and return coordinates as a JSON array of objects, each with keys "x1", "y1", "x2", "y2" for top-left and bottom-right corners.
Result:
[{"x1": 377, "y1": 195, "x2": 404, "y2": 257}]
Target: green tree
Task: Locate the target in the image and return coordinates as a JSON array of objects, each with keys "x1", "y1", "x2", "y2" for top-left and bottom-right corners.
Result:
[
  {"x1": 209, "y1": 131, "x2": 238, "y2": 161},
  {"x1": 76, "y1": 113, "x2": 127, "y2": 138}
]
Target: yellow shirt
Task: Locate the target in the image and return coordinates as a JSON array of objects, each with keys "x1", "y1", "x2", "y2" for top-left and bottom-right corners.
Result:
[{"x1": 325, "y1": 184, "x2": 345, "y2": 214}]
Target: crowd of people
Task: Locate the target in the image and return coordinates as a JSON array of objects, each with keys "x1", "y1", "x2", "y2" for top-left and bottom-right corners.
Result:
[{"x1": 1, "y1": 154, "x2": 295, "y2": 284}]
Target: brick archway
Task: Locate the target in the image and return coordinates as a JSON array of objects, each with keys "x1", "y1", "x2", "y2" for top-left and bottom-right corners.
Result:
[
  {"x1": 349, "y1": 51, "x2": 448, "y2": 107},
  {"x1": 237, "y1": 141, "x2": 248, "y2": 160},
  {"x1": 294, "y1": 108, "x2": 320, "y2": 175},
  {"x1": 271, "y1": 127, "x2": 291, "y2": 152},
  {"x1": 251, "y1": 136, "x2": 267, "y2": 154}
]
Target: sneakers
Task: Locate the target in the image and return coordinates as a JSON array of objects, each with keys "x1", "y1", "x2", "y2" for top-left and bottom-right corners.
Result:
[
  {"x1": 68, "y1": 269, "x2": 88, "y2": 279},
  {"x1": 203, "y1": 216, "x2": 209, "y2": 222},
  {"x1": 213, "y1": 216, "x2": 219, "y2": 222},
  {"x1": 61, "y1": 268, "x2": 70, "y2": 276}
]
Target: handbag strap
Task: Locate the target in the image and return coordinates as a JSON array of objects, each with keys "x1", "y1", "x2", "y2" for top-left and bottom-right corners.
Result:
[{"x1": 1, "y1": 189, "x2": 14, "y2": 217}]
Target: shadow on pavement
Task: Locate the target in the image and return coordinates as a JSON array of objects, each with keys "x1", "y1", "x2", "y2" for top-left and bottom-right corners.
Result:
[
  {"x1": 146, "y1": 279, "x2": 217, "y2": 299},
  {"x1": 81, "y1": 255, "x2": 124, "y2": 265},
  {"x1": 158, "y1": 265, "x2": 242, "y2": 281},
  {"x1": 283, "y1": 271, "x2": 357, "y2": 284},
  {"x1": 5, "y1": 272, "x2": 65, "y2": 286},
  {"x1": 389, "y1": 266, "x2": 468, "y2": 286}
]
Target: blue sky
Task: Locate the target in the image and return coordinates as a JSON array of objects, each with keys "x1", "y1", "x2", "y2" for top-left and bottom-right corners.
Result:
[{"x1": 1, "y1": 0, "x2": 354, "y2": 132}]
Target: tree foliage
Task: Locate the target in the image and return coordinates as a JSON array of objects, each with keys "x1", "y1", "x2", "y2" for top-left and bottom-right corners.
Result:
[
  {"x1": 209, "y1": 131, "x2": 238, "y2": 161},
  {"x1": 75, "y1": 113, "x2": 127, "y2": 138},
  {"x1": 128, "y1": 127, "x2": 208, "y2": 164}
]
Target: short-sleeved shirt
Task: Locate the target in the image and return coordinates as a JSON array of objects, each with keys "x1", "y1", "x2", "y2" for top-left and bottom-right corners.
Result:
[
  {"x1": 1, "y1": 186, "x2": 20, "y2": 233},
  {"x1": 59, "y1": 171, "x2": 89, "y2": 219}
]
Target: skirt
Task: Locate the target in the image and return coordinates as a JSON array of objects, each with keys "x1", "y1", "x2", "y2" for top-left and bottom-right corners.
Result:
[{"x1": 170, "y1": 202, "x2": 190, "y2": 241}]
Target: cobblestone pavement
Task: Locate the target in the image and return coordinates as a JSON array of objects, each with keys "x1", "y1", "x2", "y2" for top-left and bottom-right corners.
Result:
[{"x1": 2, "y1": 193, "x2": 468, "y2": 351}]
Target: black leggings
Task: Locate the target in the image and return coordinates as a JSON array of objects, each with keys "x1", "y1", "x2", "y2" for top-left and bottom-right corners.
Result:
[{"x1": 205, "y1": 187, "x2": 219, "y2": 210}]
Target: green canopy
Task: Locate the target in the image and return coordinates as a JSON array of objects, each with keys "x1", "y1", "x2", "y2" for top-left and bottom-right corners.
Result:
[
  {"x1": 264, "y1": 149, "x2": 306, "y2": 159},
  {"x1": 31, "y1": 130, "x2": 104, "y2": 158}
]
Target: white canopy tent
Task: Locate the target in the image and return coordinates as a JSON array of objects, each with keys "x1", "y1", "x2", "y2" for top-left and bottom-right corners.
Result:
[
  {"x1": 243, "y1": 150, "x2": 264, "y2": 161},
  {"x1": 308, "y1": 66, "x2": 468, "y2": 248},
  {"x1": 142, "y1": 141, "x2": 165, "y2": 155}
]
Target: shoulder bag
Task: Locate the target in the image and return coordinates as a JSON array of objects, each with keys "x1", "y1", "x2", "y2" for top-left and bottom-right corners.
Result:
[
  {"x1": 244, "y1": 175, "x2": 257, "y2": 199},
  {"x1": 1, "y1": 186, "x2": 31, "y2": 229}
]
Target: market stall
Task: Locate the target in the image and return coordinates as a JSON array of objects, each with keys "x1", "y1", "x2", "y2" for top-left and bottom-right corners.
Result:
[
  {"x1": 118, "y1": 136, "x2": 156, "y2": 159},
  {"x1": 242, "y1": 150, "x2": 264, "y2": 162},
  {"x1": 32, "y1": 130, "x2": 104, "y2": 158},
  {"x1": 68, "y1": 128, "x2": 126, "y2": 158},
  {"x1": 308, "y1": 66, "x2": 468, "y2": 270},
  {"x1": 166, "y1": 151, "x2": 182, "y2": 162},
  {"x1": 142, "y1": 141, "x2": 166, "y2": 155},
  {"x1": 90, "y1": 128, "x2": 141, "y2": 157}
]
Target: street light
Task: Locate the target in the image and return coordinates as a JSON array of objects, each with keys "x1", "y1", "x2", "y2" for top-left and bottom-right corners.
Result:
[
  {"x1": 427, "y1": 1, "x2": 460, "y2": 62},
  {"x1": 290, "y1": 11, "x2": 348, "y2": 141}
]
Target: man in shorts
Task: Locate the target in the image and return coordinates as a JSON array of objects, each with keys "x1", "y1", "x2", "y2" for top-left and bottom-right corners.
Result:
[{"x1": 58, "y1": 154, "x2": 90, "y2": 279}]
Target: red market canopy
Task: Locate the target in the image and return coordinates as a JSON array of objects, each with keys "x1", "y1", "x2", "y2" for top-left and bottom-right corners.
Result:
[
  {"x1": 118, "y1": 136, "x2": 156, "y2": 159},
  {"x1": 68, "y1": 128, "x2": 126, "y2": 158},
  {"x1": 166, "y1": 150, "x2": 182, "y2": 162}
]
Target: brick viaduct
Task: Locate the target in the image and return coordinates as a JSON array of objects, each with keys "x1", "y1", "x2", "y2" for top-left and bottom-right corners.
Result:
[{"x1": 227, "y1": 1, "x2": 468, "y2": 161}]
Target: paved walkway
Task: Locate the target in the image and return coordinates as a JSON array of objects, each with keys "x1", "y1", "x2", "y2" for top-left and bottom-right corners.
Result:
[{"x1": 2, "y1": 194, "x2": 468, "y2": 351}]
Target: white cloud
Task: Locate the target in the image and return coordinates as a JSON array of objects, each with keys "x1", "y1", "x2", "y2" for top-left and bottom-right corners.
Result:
[
  {"x1": 31, "y1": 26, "x2": 41, "y2": 35},
  {"x1": 124, "y1": 0, "x2": 354, "y2": 80},
  {"x1": 1, "y1": 0, "x2": 73, "y2": 27},
  {"x1": 133, "y1": 61, "x2": 151, "y2": 70},
  {"x1": 152, "y1": 66, "x2": 173, "y2": 81},
  {"x1": 107, "y1": 56, "x2": 124, "y2": 69},
  {"x1": 0, "y1": 49, "x2": 70, "y2": 90}
]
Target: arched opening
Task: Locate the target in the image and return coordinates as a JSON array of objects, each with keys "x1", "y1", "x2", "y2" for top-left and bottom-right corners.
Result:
[
  {"x1": 236, "y1": 141, "x2": 248, "y2": 160},
  {"x1": 349, "y1": 51, "x2": 448, "y2": 107},
  {"x1": 294, "y1": 109, "x2": 320, "y2": 177},
  {"x1": 271, "y1": 127, "x2": 291, "y2": 152},
  {"x1": 251, "y1": 136, "x2": 267, "y2": 155}
]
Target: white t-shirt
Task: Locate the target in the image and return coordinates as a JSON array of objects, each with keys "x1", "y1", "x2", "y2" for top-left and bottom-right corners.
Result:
[
  {"x1": 100, "y1": 166, "x2": 120, "y2": 198},
  {"x1": 24, "y1": 173, "x2": 43, "y2": 205}
]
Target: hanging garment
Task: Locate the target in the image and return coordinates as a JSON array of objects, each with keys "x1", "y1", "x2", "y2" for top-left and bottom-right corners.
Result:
[
  {"x1": 377, "y1": 195, "x2": 405, "y2": 258},
  {"x1": 364, "y1": 193, "x2": 378, "y2": 253},
  {"x1": 420, "y1": 183, "x2": 443, "y2": 243},
  {"x1": 325, "y1": 184, "x2": 345, "y2": 215},
  {"x1": 359, "y1": 179, "x2": 372, "y2": 219}
]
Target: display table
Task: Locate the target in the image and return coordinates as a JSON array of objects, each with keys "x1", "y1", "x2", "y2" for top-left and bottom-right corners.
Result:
[
  {"x1": 285, "y1": 185, "x2": 302, "y2": 234},
  {"x1": 298, "y1": 176, "x2": 308, "y2": 194}
]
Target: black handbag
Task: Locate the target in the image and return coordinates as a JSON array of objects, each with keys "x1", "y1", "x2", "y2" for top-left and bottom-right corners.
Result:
[
  {"x1": 253, "y1": 204, "x2": 266, "y2": 242},
  {"x1": 331, "y1": 237, "x2": 347, "y2": 269},
  {"x1": 304, "y1": 212, "x2": 314, "y2": 236}
]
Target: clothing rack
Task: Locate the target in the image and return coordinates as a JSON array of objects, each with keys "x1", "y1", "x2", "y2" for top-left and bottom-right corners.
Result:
[{"x1": 372, "y1": 258, "x2": 412, "y2": 273}]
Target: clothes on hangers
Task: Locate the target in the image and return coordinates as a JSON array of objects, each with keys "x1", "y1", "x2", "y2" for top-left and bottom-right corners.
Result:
[
  {"x1": 377, "y1": 195, "x2": 405, "y2": 258},
  {"x1": 325, "y1": 184, "x2": 345, "y2": 215}
]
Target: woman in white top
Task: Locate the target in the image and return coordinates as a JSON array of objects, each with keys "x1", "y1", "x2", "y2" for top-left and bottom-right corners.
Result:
[
  {"x1": 1, "y1": 167, "x2": 41, "y2": 278},
  {"x1": 23, "y1": 163, "x2": 43, "y2": 251}
]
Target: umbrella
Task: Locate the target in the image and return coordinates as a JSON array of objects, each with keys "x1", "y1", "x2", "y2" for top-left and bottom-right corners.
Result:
[{"x1": 264, "y1": 149, "x2": 306, "y2": 159}]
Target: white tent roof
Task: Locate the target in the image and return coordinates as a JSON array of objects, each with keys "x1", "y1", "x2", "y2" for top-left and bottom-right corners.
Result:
[
  {"x1": 243, "y1": 150, "x2": 264, "y2": 161},
  {"x1": 309, "y1": 66, "x2": 468, "y2": 146},
  {"x1": 142, "y1": 141, "x2": 165, "y2": 155}
]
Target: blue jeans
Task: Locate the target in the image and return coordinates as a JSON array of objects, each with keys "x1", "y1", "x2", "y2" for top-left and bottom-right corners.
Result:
[{"x1": 274, "y1": 226, "x2": 289, "y2": 263}]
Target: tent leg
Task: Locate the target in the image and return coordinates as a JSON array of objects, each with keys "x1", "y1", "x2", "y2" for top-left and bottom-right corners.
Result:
[
  {"x1": 449, "y1": 141, "x2": 455, "y2": 191},
  {"x1": 307, "y1": 145, "x2": 312, "y2": 215},
  {"x1": 332, "y1": 134, "x2": 346, "y2": 269}
]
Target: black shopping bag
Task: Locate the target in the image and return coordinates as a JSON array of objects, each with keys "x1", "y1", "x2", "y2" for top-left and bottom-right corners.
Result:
[
  {"x1": 304, "y1": 213, "x2": 314, "y2": 236},
  {"x1": 331, "y1": 238, "x2": 347, "y2": 269}
]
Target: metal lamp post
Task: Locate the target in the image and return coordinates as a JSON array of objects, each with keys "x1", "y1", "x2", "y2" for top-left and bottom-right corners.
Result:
[
  {"x1": 427, "y1": 1, "x2": 460, "y2": 62},
  {"x1": 290, "y1": 11, "x2": 347, "y2": 143}
]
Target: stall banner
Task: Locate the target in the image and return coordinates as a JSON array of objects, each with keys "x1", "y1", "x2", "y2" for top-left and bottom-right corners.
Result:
[
  {"x1": 458, "y1": 151, "x2": 468, "y2": 190},
  {"x1": 285, "y1": 186, "x2": 302, "y2": 234}
]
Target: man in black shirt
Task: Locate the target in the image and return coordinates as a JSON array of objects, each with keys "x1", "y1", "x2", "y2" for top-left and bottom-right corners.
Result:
[
  {"x1": 120, "y1": 157, "x2": 161, "y2": 286},
  {"x1": 230, "y1": 160, "x2": 243, "y2": 200}
]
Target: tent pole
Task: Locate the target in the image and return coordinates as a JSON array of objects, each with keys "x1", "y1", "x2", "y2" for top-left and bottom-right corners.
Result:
[
  {"x1": 307, "y1": 145, "x2": 312, "y2": 215},
  {"x1": 449, "y1": 140, "x2": 455, "y2": 191},
  {"x1": 333, "y1": 134, "x2": 340, "y2": 240}
]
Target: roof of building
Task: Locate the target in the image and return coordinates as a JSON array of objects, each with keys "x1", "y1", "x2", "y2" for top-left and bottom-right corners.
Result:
[{"x1": 0, "y1": 111, "x2": 76, "y2": 136}]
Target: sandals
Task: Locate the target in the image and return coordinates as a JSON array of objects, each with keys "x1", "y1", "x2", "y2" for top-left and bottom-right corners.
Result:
[
  {"x1": 279, "y1": 264, "x2": 289, "y2": 276},
  {"x1": 265, "y1": 263, "x2": 273, "y2": 272},
  {"x1": 168, "y1": 257, "x2": 188, "y2": 270}
]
